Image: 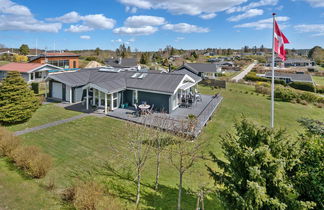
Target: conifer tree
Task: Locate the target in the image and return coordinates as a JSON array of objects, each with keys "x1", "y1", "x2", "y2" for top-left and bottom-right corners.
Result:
[{"x1": 0, "y1": 71, "x2": 39, "y2": 125}]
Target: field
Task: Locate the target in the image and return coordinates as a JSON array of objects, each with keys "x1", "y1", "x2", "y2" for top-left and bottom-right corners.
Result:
[{"x1": 1, "y1": 82, "x2": 323, "y2": 209}]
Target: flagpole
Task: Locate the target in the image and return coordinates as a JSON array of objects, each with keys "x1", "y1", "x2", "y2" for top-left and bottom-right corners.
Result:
[{"x1": 271, "y1": 13, "x2": 276, "y2": 128}]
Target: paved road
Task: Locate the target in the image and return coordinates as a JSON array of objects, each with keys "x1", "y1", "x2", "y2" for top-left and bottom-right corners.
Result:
[
  {"x1": 231, "y1": 60, "x2": 258, "y2": 82},
  {"x1": 14, "y1": 114, "x2": 87, "y2": 136}
]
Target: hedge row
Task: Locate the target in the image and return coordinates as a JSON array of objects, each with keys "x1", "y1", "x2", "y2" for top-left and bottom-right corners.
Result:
[
  {"x1": 288, "y1": 81, "x2": 315, "y2": 92},
  {"x1": 274, "y1": 86, "x2": 324, "y2": 105},
  {"x1": 244, "y1": 72, "x2": 286, "y2": 85},
  {"x1": 0, "y1": 127, "x2": 52, "y2": 178}
]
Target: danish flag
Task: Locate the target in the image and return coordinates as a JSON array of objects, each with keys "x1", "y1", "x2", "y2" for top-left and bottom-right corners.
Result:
[{"x1": 274, "y1": 20, "x2": 289, "y2": 61}]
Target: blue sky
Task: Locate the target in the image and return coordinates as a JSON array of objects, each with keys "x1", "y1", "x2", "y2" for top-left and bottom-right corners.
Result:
[{"x1": 0, "y1": 0, "x2": 323, "y2": 51}]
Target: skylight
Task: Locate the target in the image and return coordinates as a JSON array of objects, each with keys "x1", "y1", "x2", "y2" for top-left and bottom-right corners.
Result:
[{"x1": 131, "y1": 73, "x2": 141, "y2": 78}]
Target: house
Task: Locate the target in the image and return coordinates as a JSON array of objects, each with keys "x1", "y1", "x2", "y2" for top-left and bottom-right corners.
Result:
[
  {"x1": 168, "y1": 55, "x2": 182, "y2": 61},
  {"x1": 104, "y1": 58, "x2": 138, "y2": 69},
  {"x1": 0, "y1": 62, "x2": 62, "y2": 82},
  {"x1": 29, "y1": 52, "x2": 80, "y2": 69},
  {"x1": 283, "y1": 58, "x2": 315, "y2": 67},
  {"x1": 203, "y1": 52, "x2": 216, "y2": 56},
  {"x1": 263, "y1": 72, "x2": 313, "y2": 83},
  {"x1": 46, "y1": 68, "x2": 200, "y2": 114},
  {"x1": 176, "y1": 63, "x2": 221, "y2": 79}
]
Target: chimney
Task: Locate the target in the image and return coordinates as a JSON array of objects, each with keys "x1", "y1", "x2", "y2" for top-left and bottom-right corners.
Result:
[{"x1": 168, "y1": 64, "x2": 171, "y2": 73}]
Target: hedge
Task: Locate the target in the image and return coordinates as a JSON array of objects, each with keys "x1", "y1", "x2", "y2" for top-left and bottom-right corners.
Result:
[
  {"x1": 316, "y1": 85, "x2": 324, "y2": 94},
  {"x1": 244, "y1": 72, "x2": 286, "y2": 85},
  {"x1": 275, "y1": 86, "x2": 324, "y2": 105},
  {"x1": 289, "y1": 81, "x2": 315, "y2": 92}
]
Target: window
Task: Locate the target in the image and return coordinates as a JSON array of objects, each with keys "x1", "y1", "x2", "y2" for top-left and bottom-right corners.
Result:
[{"x1": 35, "y1": 72, "x2": 42, "y2": 79}]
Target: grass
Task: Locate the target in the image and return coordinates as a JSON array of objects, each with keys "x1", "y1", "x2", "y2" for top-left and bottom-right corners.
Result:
[
  {"x1": 1, "y1": 82, "x2": 323, "y2": 209},
  {"x1": 312, "y1": 75, "x2": 324, "y2": 86},
  {"x1": 0, "y1": 158, "x2": 61, "y2": 210},
  {"x1": 0, "y1": 61, "x2": 10, "y2": 66},
  {"x1": 6, "y1": 104, "x2": 80, "y2": 132}
]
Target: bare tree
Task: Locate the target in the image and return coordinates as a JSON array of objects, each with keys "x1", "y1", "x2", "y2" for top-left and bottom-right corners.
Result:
[
  {"x1": 126, "y1": 122, "x2": 153, "y2": 208},
  {"x1": 168, "y1": 120, "x2": 204, "y2": 210}
]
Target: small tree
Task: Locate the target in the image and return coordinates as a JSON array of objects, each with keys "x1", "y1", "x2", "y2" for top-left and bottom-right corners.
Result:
[
  {"x1": 207, "y1": 118, "x2": 315, "y2": 209},
  {"x1": 19, "y1": 44, "x2": 30, "y2": 55},
  {"x1": 95, "y1": 47, "x2": 101, "y2": 56},
  {"x1": 0, "y1": 72, "x2": 39, "y2": 125},
  {"x1": 169, "y1": 120, "x2": 204, "y2": 210}
]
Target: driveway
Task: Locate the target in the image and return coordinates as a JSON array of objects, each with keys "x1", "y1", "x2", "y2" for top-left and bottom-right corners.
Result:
[{"x1": 231, "y1": 60, "x2": 258, "y2": 82}]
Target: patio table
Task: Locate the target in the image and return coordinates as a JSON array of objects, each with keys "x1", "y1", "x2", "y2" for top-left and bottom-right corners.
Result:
[{"x1": 138, "y1": 104, "x2": 151, "y2": 114}]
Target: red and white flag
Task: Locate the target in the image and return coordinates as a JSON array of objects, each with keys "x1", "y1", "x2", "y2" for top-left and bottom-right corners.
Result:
[{"x1": 274, "y1": 20, "x2": 289, "y2": 61}]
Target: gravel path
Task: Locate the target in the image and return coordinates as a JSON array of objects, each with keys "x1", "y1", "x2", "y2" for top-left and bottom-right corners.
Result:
[
  {"x1": 14, "y1": 114, "x2": 87, "y2": 136},
  {"x1": 231, "y1": 60, "x2": 258, "y2": 82}
]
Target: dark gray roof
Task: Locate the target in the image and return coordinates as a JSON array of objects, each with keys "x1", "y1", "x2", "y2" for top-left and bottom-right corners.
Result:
[
  {"x1": 180, "y1": 63, "x2": 217, "y2": 73},
  {"x1": 265, "y1": 72, "x2": 313, "y2": 83},
  {"x1": 173, "y1": 69, "x2": 202, "y2": 83},
  {"x1": 284, "y1": 58, "x2": 313, "y2": 63},
  {"x1": 105, "y1": 58, "x2": 137, "y2": 68},
  {"x1": 47, "y1": 69, "x2": 192, "y2": 94}
]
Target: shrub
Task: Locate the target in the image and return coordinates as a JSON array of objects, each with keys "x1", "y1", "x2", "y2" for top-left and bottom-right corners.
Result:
[
  {"x1": 73, "y1": 181, "x2": 104, "y2": 210},
  {"x1": 299, "y1": 100, "x2": 308, "y2": 105},
  {"x1": 289, "y1": 81, "x2": 315, "y2": 92},
  {"x1": 316, "y1": 85, "x2": 324, "y2": 93},
  {"x1": 0, "y1": 127, "x2": 20, "y2": 157},
  {"x1": 255, "y1": 84, "x2": 271, "y2": 95},
  {"x1": 31, "y1": 82, "x2": 39, "y2": 94},
  {"x1": 275, "y1": 86, "x2": 324, "y2": 105},
  {"x1": 11, "y1": 145, "x2": 52, "y2": 178}
]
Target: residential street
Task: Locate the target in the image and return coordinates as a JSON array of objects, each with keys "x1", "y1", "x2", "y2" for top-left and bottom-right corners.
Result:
[{"x1": 231, "y1": 60, "x2": 258, "y2": 82}]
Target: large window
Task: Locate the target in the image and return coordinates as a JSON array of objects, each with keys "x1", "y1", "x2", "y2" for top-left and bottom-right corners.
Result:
[{"x1": 48, "y1": 60, "x2": 69, "y2": 69}]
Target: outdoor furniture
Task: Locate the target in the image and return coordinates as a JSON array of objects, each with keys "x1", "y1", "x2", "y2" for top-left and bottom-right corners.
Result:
[
  {"x1": 148, "y1": 104, "x2": 154, "y2": 114},
  {"x1": 196, "y1": 94, "x2": 202, "y2": 102},
  {"x1": 133, "y1": 104, "x2": 140, "y2": 117},
  {"x1": 138, "y1": 104, "x2": 151, "y2": 115}
]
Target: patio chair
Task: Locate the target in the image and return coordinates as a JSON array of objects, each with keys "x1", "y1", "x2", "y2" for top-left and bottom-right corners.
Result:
[
  {"x1": 133, "y1": 104, "x2": 140, "y2": 117},
  {"x1": 148, "y1": 104, "x2": 155, "y2": 114},
  {"x1": 196, "y1": 94, "x2": 202, "y2": 102}
]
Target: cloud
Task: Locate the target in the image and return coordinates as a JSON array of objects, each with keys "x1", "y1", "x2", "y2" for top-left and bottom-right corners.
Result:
[
  {"x1": 0, "y1": 0, "x2": 61, "y2": 32},
  {"x1": 162, "y1": 23, "x2": 209, "y2": 33},
  {"x1": 199, "y1": 13, "x2": 217, "y2": 20},
  {"x1": 48, "y1": 12, "x2": 116, "y2": 32},
  {"x1": 0, "y1": 0, "x2": 32, "y2": 16},
  {"x1": 80, "y1": 35, "x2": 91, "y2": 40},
  {"x1": 46, "y1": 11, "x2": 81, "y2": 23},
  {"x1": 227, "y1": 0, "x2": 278, "y2": 13},
  {"x1": 124, "y1": 15, "x2": 166, "y2": 27},
  {"x1": 294, "y1": 24, "x2": 324, "y2": 36},
  {"x1": 111, "y1": 38, "x2": 123, "y2": 43},
  {"x1": 175, "y1": 37, "x2": 185, "y2": 42},
  {"x1": 113, "y1": 26, "x2": 158, "y2": 35},
  {"x1": 227, "y1": 9, "x2": 263, "y2": 22},
  {"x1": 234, "y1": 16, "x2": 289, "y2": 30},
  {"x1": 303, "y1": 0, "x2": 324, "y2": 7},
  {"x1": 65, "y1": 25, "x2": 93, "y2": 32},
  {"x1": 118, "y1": 0, "x2": 247, "y2": 16}
]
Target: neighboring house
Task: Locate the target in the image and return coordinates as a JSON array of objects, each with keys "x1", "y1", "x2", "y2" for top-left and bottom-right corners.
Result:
[
  {"x1": 104, "y1": 58, "x2": 138, "y2": 69},
  {"x1": 283, "y1": 58, "x2": 315, "y2": 67},
  {"x1": 176, "y1": 63, "x2": 221, "y2": 79},
  {"x1": 0, "y1": 62, "x2": 62, "y2": 82},
  {"x1": 203, "y1": 52, "x2": 216, "y2": 56},
  {"x1": 29, "y1": 52, "x2": 80, "y2": 69},
  {"x1": 263, "y1": 72, "x2": 313, "y2": 83},
  {"x1": 0, "y1": 50, "x2": 16, "y2": 56},
  {"x1": 168, "y1": 55, "x2": 182, "y2": 61},
  {"x1": 46, "y1": 68, "x2": 199, "y2": 114}
]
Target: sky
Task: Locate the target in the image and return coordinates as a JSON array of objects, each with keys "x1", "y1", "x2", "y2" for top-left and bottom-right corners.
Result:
[{"x1": 0, "y1": 0, "x2": 323, "y2": 51}]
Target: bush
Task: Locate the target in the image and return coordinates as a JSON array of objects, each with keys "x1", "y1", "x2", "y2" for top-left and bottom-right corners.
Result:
[
  {"x1": 316, "y1": 85, "x2": 324, "y2": 93},
  {"x1": 0, "y1": 127, "x2": 20, "y2": 157},
  {"x1": 31, "y1": 83, "x2": 39, "y2": 94},
  {"x1": 244, "y1": 72, "x2": 286, "y2": 85},
  {"x1": 12, "y1": 145, "x2": 52, "y2": 178},
  {"x1": 73, "y1": 181, "x2": 104, "y2": 210},
  {"x1": 289, "y1": 81, "x2": 315, "y2": 92},
  {"x1": 275, "y1": 86, "x2": 324, "y2": 105}
]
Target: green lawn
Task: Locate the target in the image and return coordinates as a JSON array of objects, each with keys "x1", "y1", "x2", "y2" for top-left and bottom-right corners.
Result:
[
  {"x1": 312, "y1": 75, "x2": 324, "y2": 86},
  {"x1": 0, "y1": 61, "x2": 10, "y2": 66},
  {"x1": 0, "y1": 158, "x2": 61, "y2": 210},
  {"x1": 6, "y1": 104, "x2": 80, "y2": 132},
  {"x1": 2, "y1": 82, "x2": 323, "y2": 209}
]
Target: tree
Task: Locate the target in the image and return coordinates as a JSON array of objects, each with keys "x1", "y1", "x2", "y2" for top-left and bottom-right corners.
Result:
[
  {"x1": 19, "y1": 44, "x2": 30, "y2": 55},
  {"x1": 308, "y1": 46, "x2": 324, "y2": 65},
  {"x1": 207, "y1": 118, "x2": 315, "y2": 210},
  {"x1": 169, "y1": 120, "x2": 204, "y2": 210},
  {"x1": 94, "y1": 47, "x2": 101, "y2": 56},
  {"x1": 0, "y1": 72, "x2": 39, "y2": 125},
  {"x1": 125, "y1": 122, "x2": 153, "y2": 207},
  {"x1": 191, "y1": 51, "x2": 198, "y2": 60},
  {"x1": 243, "y1": 45, "x2": 250, "y2": 53},
  {"x1": 13, "y1": 54, "x2": 28, "y2": 62},
  {"x1": 260, "y1": 44, "x2": 265, "y2": 52},
  {"x1": 140, "y1": 52, "x2": 150, "y2": 65},
  {"x1": 293, "y1": 118, "x2": 324, "y2": 209}
]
